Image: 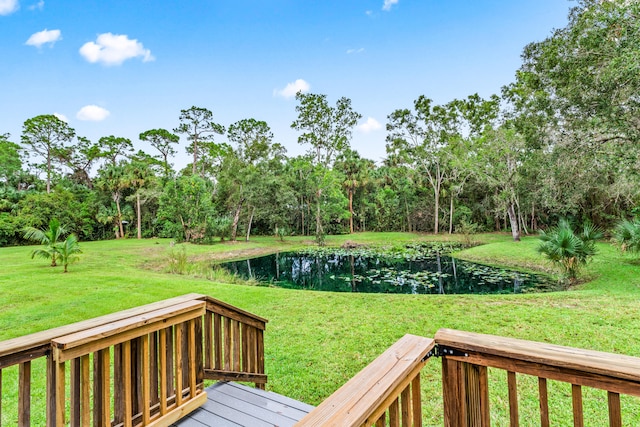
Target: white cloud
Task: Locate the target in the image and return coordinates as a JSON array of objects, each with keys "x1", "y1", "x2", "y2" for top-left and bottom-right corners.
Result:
[
  {"x1": 28, "y1": 0, "x2": 43, "y2": 10},
  {"x1": 79, "y1": 33, "x2": 154, "y2": 66},
  {"x1": 357, "y1": 117, "x2": 383, "y2": 133},
  {"x1": 25, "y1": 29, "x2": 61, "y2": 48},
  {"x1": 273, "y1": 79, "x2": 310, "y2": 99},
  {"x1": 0, "y1": 0, "x2": 19, "y2": 15},
  {"x1": 76, "y1": 105, "x2": 110, "y2": 121},
  {"x1": 347, "y1": 48, "x2": 365, "y2": 54},
  {"x1": 54, "y1": 112, "x2": 68, "y2": 122},
  {"x1": 365, "y1": 10, "x2": 373, "y2": 16},
  {"x1": 382, "y1": 0, "x2": 398, "y2": 11}
]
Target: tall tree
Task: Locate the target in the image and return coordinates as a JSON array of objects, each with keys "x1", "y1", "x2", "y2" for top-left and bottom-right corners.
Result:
[
  {"x1": 335, "y1": 148, "x2": 374, "y2": 233},
  {"x1": 21, "y1": 115, "x2": 75, "y2": 194},
  {"x1": 52, "y1": 136, "x2": 102, "y2": 187},
  {"x1": 139, "y1": 128, "x2": 179, "y2": 182},
  {"x1": 291, "y1": 93, "x2": 361, "y2": 243},
  {"x1": 223, "y1": 118, "x2": 286, "y2": 240},
  {"x1": 0, "y1": 133, "x2": 23, "y2": 187},
  {"x1": 386, "y1": 97, "x2": 460, "y2": 234},
  {"x1": 96, "y1": 164, "x2": 128, "y2": 238},
  {"x1": 98, "y1": 135, "x2": 134, "y2": 166},
  {"x1": 174, "y1": 106, "x2": 225, "y2": 176},
  {"x1": 158, "y1": 175, "x2": 216, "y2": 242},
  {"x1": 124, "y1": 153, "x2": 156, "y2": 239}
]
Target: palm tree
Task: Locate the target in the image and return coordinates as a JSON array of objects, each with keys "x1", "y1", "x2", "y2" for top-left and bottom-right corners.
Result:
[
  {"x1": 58, "y1": 234, "x2": 82, "y2": 273},
  {"x1": 23, "y1": 218, "x2": 66, "y2": 267},
  {"x1": 613, "y1": 219, "x2": 640, "y2": 254},
  {"x1": 537, "y1": 219, "x2": 602, "y2": 281}
]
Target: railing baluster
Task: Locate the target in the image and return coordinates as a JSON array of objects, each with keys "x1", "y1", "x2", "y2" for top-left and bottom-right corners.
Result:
[
  {"x1": 241, "y1": 323, "x2": 249, "y2": 373},
  {"x1": 607, "y1": 391, "x2": 621, "y2": 427},
  {"x1": 113, "y1": 343, "x2": 123, "y2": 424},
  {"x1": 375, "y1": 413, "x2": 386, "y2": 427},
  {"x1": 149, "y1": 331, "x2": 159, "y2": 408},
  {"x1": 80, "y1": 355, "x2": 90, "y2": 426},
  {"x1": 233, "y1": 320, "x2": 241, "y2": 372},
  {"x1": 389, "y1": 397, "x2": 400, "y2": 427},
  {"x1": 18, "y1": 361, "x2": 31, "y2": 427},
  {"x1": 188, "y1": 320, "x2": 197, "y2": 398},
  {"x1": 194, "y1": 316, "x2": 203, "y2": 389},
  {"x1": 508, "y1": 371, "x2": 519, "y2": 427},
  {"x1": 123, "y1": 340, "x2": 133, "y2": 427},
  {"x1": 571, "y1": 384, "x2": 583, "y2": 427},
  {"x1": 70, "y1": 358, "x2": 80, "y2": 427},
  {"x1": 204, "y1": 311, "x2": 212, "y2": 371},
  {"x1": 165, "y1": 326, "x2": 175, "y2": 405},
  {"x1": 175, "y1": 322, "x2": 183, "y2": 407},
  {"x1": 411, "y1": 374, "x2": 422, "y2": 427},
  {"x1": 93, "y1": 348, "x2": 110, "y2": 427},
  {"x1": 401, "y1": 383, "x2": 411, "y2": 426},
  {"x1": 159, "y1": 328, "x2": 168, "y2": 415},
  {"x1": 55, "y1": 359, "x2": 65, "y2": 427},
  {"x1": 257, "y1": 328, "x2": 265, "y2": 389},
  {"x1": 538, "y1": 377, "x2": 549, "y2": 427},
  {"x1": 224, "y1": 317, "x2": 232, "y2": 370},
  {"x1": 142, "y1": 334, "x2": 150, "y2": 425},
  {"x1": 214, "y1": 313, "x2": 222, "y2": 370}
]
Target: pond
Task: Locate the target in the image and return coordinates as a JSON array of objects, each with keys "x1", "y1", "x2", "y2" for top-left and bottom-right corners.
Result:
[{"x1": 218, "y1": 244, "x2": 556, "y2": 295}]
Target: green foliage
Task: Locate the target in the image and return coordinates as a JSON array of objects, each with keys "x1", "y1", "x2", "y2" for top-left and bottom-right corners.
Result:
[
  {"x1": 58, "y1": 234, "x2": 82, "y2": 273},
  {"x1": 613, "y1": 218, "x2": 640, "y2": 254},
  {"x1": 158, "y1": 175, "x2": 217, "y2": 242},
  {"x1": 537, "y1": 219, "x2": 602, "y2": 281},
  {"x1": 23, "y1": 218, "x2": 67, "y2": 267}
]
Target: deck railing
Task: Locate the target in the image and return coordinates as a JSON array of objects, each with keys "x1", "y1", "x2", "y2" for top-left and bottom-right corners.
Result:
[
  {"x1": 0, "y1": 293, "x2": 267, "y2": 426},
  {"x1": 296, "y1": 334, "x2": 435, "y2": 427},
  {"x1": 435, "y1": 328, "x2": 640, "y2": 427}
]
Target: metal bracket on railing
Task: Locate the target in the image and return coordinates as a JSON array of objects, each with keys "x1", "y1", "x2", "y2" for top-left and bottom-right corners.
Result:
[{"x1": 432, "y1": 345, "x2": 469, "y2": 358}]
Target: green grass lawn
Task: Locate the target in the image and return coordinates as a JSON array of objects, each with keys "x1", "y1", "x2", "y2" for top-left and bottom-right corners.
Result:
[{"x1": 2, "y1": 232, "x2": 640, "y2": 425}]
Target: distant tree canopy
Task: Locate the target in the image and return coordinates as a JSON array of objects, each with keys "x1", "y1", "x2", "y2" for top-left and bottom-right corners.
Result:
[{"x1": 2, "y1": 1, "x2": 640, "y2": 246}]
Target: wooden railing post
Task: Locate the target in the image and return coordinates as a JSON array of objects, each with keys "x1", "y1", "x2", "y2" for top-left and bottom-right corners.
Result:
[{"x1": 441, "y1": 354, "x2": 490, "y2": 427}]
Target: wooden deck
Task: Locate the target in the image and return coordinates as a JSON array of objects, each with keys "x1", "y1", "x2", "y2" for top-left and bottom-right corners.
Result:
[{"x1": 172, "y1": 382, "x2": 315, "y2": 427}]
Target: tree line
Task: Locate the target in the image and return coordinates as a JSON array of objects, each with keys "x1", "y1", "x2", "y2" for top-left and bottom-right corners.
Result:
[{"x1": 1, "y1": 0, "x2": 638, "y2": 246}]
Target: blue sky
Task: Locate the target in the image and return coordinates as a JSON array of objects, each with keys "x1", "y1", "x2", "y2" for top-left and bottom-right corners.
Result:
[{"x1": 1, "y1": 0, "x2": 572, "y2": 169}]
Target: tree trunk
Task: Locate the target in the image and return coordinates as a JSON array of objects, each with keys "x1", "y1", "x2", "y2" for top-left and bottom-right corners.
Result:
[
  {"x1": 115, "y1": 192, "x2": 124, "y2": 239},
  {"x1": 348, "y1": 188, "x2": 354, "y2": 234},
  {"x1": 246, "y1": 207, "x2": 254, "y2": 242},
  {"x1": 448, "y1": 193, "x2": 454, "y2": 235},
  {"x1": 300, "y1": 196, "x2": 305, "y2": 236},
  {"x1": 434, "y1": 187, "x2": 440, "y2": 234},
  {"x1": 192, "y1": 139, "x2": 198, "y2": 176},
  {"x1": 507, "y1": 202, "x2": 521, "y2": 241},
  {"x1": 136, "y1": 192, "x2": 142, "y2": 239},
  {"x1": 46, "y1": 153, "x2": 51, "y2": 194},
  {"x1": 230, "y1": 200, "x2": 244, "y2": 241},
  {"x1": 315, "y1": 188, "x2": 324, "y2": 243},
  {"x1": 405, "y1": 197, "x2": 411, "y2": 233}
]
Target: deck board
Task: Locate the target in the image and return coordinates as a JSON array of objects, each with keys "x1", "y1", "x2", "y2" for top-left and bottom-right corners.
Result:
[{"x1": 173, "y1": 382, "x2": 314, "y2": 427}]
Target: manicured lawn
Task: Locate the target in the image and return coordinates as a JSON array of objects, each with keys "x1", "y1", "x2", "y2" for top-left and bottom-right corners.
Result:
[{"x1": 2, "y1": 232, "x2": 639, "y2": 424}]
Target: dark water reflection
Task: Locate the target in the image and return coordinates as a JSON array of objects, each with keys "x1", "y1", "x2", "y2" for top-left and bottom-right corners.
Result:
[{"x1": 219, "y1": 252, "x2": 555, "y2": 295}]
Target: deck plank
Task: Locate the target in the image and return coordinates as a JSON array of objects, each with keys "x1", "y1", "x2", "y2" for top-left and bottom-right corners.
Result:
[{"x1": 173, "y1": 382, "x2": 314, "y2": 427}]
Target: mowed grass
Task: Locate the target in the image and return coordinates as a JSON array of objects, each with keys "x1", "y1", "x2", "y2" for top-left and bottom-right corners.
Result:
[{"x1": 2, "y1": 232, "x2": 640, "y2": 425}]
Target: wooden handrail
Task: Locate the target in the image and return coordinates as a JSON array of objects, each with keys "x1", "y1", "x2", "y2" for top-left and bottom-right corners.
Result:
[
  {"x1": 435, "y1": 328, "x2": 640, "y2": 387},
  {"x1": 51, "y1": 301, "x2": 207, "y2": 427},
  {"x1": 434, "y1": 328, "x2": 640, "y2": 426},
  {"x1": 296, "y1": 334, "x2": 435, "y2": 427},
  {"x1": 0, "y1": 293, "x2": 206, "y2": 367},
  {"x1": 0, "y1": 294, "x2": 269, "y2": 426}
]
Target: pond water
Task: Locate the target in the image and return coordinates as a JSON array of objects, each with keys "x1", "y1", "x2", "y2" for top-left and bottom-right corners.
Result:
[{"x1": 218, "y1": 248, "x2": 555, "y2": 295}]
